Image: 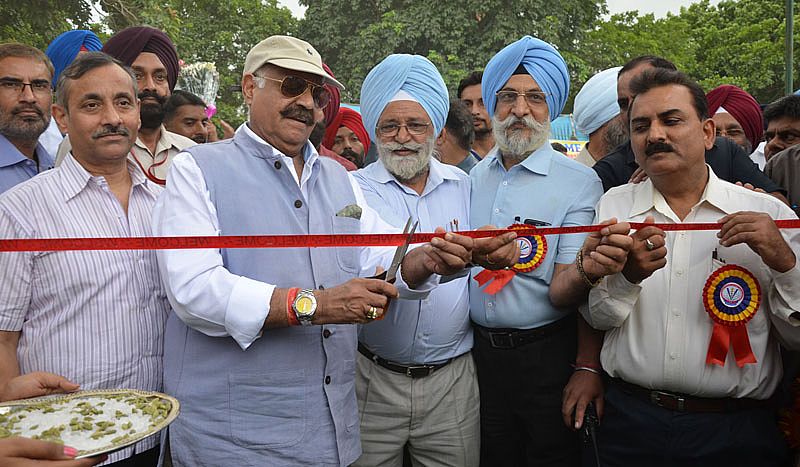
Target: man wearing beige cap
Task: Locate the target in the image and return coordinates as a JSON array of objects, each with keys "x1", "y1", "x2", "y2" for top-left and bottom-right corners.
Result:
[{"x1": 152, "y1": 36, "x2": 494, "y2": 466}]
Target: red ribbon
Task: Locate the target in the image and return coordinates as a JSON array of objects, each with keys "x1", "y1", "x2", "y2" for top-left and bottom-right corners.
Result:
[
  {"x1": 473, "y1": 269, "x2": 516, "y2": 295},
  {"x1": 706, "y1": 324, "x2": 757, "y2": 368},
  {"x1": 0, "y1": 220, "x2": 798, "y2": 252}
]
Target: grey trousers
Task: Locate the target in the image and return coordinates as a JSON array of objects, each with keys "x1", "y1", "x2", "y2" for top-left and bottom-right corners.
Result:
[{"x1": 353, "y1": 351, "x2": 480, "y2": 467}]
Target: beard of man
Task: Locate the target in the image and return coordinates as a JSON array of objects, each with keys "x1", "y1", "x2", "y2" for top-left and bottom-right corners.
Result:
[
  {"x1": 492, "y1": 113, "x2": 550, "y2": 162},
  {"x1": 378, "y1": 135, "x2": 434, "y2": 182},
  {"x1": 0, "y1": 102, "x2": 49, "y2": 142},
  {"x1": 139, "y1": 90, "x2": 168, "y2": 130},
  {"x1": 339, "y1": 147, "x2": 363, "y2": 168},
  {"x1": 602, "y1": 116, "x2": 628, "y2": 155}
]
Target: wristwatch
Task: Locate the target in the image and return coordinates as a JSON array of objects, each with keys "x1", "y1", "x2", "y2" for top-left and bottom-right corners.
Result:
[{"x1": 292, "y1": 289, "x2": 317, "y2": 326}]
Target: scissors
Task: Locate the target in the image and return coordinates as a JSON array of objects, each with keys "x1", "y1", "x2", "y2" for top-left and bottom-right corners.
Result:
[{"x1": 376, "y1": 216, "x2": 418, "y2": 284}]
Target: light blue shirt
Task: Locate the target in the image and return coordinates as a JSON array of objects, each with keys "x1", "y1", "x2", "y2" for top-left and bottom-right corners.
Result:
[
  {"x1": 354, "y1": 158, "x2": 473, "y2": 364},
  {"x1": 469, "y1": 144, "x2": 603, "y2": 329},
  {"x1": 0, "y1": 133, "x2": 54, "y2": 195}
]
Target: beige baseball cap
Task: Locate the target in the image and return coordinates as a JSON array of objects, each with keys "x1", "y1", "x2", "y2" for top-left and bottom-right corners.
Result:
[{"x1": 244, "y1": 35, "x2": 344, "y2": 90}]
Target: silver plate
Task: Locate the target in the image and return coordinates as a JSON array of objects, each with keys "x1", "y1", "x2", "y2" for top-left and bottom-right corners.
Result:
[{"x1": 0, "y1": 389, "x2": 180, "y2": 459}]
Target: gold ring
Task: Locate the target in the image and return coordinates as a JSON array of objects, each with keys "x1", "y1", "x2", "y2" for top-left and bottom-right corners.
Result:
[
  {"x1": 485, "y1": 253, "x2": 496, "y2": 265},
  {"x1": 366, "y1": 306, "x2": 379, "y2": 320}
]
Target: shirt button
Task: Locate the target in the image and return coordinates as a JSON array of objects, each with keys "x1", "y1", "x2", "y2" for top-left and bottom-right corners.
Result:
[
  {"x1": 669, "y1": 352, "x2": 678, "y2": 360},
  {"x1": 675, "y1": 269, "x2": 683, "y2": 276},
  {"x1": 502, "y1": 181, "x2": 508, "y2": 186},
  {"x1": 325, "y1": 375, "x2": 331, "y2": 384},
  {"x1": 274, "y1": 160, "x2": 282, "y2": 170},
  {"x1": 494, "y1": 208, "x2": 500, "y2": 213},
  {"x1": 672, "y1": 309, "x2": 680, "y2": 317},
  {"x1": 323, "y1": 329, "x2": 331, "y2": 338},
  {"x1": 294, "y1": 199, "x2": 303, "y2": 208},
  {"x1": 487, "y1": 302, "x2": 493, "y2": 308}
]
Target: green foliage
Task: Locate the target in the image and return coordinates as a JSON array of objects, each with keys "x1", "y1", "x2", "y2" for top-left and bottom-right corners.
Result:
[
  {"x1": 0, "y1": 0, "x2": 95, "y2": 50},
  {"x1": 298, "y1": 0, "x2": 606, "y2": 103}
]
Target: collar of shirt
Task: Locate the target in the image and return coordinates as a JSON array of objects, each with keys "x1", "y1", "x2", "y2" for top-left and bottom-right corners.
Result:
[
  {"x1": 361, "y1": 157, "x2": 461, "y2": 197},
  {"x1": 240, "y1": 122, "x2": 318, "y2": 189},
  {"x1": 59, "y1": 152, "x2": 151, "y2": 202},
  {"x1": 629, "y1": 165, "x2": 737, "y2": 220},
  {"x1": 0, "y1": 133, "x2": 54, "y2": 170},
  {"x1": 486, "y1": 142, "x2": 554, "y2": 176},
  {"x1": 133, "y1": 125, "x2": 193, "y2": 157}
]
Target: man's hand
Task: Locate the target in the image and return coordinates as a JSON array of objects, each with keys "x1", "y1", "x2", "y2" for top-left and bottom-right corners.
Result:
[
  {"x1": 400, "y1": 229, "x2": 474, "y2": 287},
  {"x1": 0, "y1": 437, "x2": 105, "y2": 466},
  {"x1": 218, "y1": 119, "x2": 235, "y2": 139},
  {"x1": 315, "y1": 278, "x2": 398, "y2": 323},
  {"x1": 205, "y1": 120, "x2": 219, "y2": 142},
  {"x1": 0, "y1": 372, "x2": 79, "y2": 402},
  {"x1": 562, "y1": 371, "x2": 604, "y2": 430},
  {"x1": 472, "y1": 225, "x2": 519, "y2": 270},
  {"x1": 621, "y1": 215, "x2": 667, "y2": 284},
  {"x1": 718, "y1": 211, "x2": 796, "y2": 272},
  {"x1": 580, "y1": 219, "x2": 633, "y2": 281}
]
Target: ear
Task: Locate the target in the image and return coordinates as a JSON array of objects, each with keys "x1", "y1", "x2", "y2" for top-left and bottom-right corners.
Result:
[
  {"x1": 701, "y1": 117, "x2": 715, "y2": 150},
  {"x1": 242, "y1": 74, "x2": 256, "y2": 106},
  {"x1": 435, "y1": 128, "x2": 447, "y2": 147},
  {"x1": 51, "y1": 103, "x2": 69, "y2": 135}
]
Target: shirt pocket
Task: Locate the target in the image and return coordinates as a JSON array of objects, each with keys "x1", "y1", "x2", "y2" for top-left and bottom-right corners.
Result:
[
  {"x1": 331, "y1": 215, "x2": 361, "y2": 274},
  {"x1": 228, "y1": 370, "x2": 307, "y2": 448}
]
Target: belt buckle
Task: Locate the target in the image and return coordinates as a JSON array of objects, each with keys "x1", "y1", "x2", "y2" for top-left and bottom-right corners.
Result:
[
  {"x1": 488, "y1": 332, "x2": 514, "y2": 349},
  {"x1": 406, "y1": 365, "x2": 434, "y2": 378},
  {"x1": 650, "y1": 390, "x2": 685, "y2": 411}
]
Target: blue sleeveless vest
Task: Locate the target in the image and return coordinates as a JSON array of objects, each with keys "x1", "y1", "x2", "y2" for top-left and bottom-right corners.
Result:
[{"x1": 163, "y1": 129, "x2": 362, "y2": 466}]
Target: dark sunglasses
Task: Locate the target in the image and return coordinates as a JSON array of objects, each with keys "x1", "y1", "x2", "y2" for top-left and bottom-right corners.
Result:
[{"x1": 254, "y1": 74, "x2": 331, "y2": 109}]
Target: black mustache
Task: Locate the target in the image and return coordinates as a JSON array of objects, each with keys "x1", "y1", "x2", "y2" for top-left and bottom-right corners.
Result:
[
  {"x1": 12, "y1": 104, "x2": 44, "y2": 117},
  {"x1": 280, "y1": 106, "x2": 314, "y2": 125},
  {"x1": 92, "y1": 125, "x2": 130, "y2": 139},
  {"x1": 645, "y1": 142, "x2": 675, "y2": 156},
  {"x1": 138, "y1": 90, "x2": 166, "y2": 104}
]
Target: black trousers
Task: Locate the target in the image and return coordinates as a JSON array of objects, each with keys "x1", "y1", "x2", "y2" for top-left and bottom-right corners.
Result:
[
  {"x1": 473, "y1": 317, "x2": 579, "y2": 467},
  {"x1": 595, "y1": 384, "x2": 789, "y2": 467}
]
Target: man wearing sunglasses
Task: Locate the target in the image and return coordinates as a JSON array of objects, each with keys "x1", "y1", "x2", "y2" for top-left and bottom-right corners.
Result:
[
  {"x1": 153, "y1": 36, "x2": 479, "y2": 467},
  {"x1": 0, "y1": 43, "x2": 56, "y2": 195}
]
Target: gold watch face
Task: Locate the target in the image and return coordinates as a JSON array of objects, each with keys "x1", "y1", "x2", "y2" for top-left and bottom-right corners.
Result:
[{"x1": 295, "y1": 296, "x2": 315, "y2": 315}]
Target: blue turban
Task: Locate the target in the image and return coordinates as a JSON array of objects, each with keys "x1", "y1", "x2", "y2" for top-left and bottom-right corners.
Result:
[
  {"x1": 360, "y1": 54, "x2": 449, "y2": 143},
  {"x1": 573, "y1": 66, "x2": 622, "y2": 136},
  {"x1": 482, "y1": 36, "x2": 569, "y2": 122},
  {"x1": 46, "y1": 30, "x2": 103, "y2": 88}
]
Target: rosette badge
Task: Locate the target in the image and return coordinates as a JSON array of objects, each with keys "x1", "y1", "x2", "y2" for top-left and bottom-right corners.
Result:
[
  {"x1": 703, "y1": 264, "x2": 761, "y2": 367},
  {"x1": 474, "y1": 223, "x2": 548, "y2": 295}
]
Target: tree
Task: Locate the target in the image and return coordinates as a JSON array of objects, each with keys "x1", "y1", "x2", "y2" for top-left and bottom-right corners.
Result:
[
  {"x1": 0, "y1": 0, "x2": 96, "y2": 50},
  {"x1": 299, "y1": 0, "x2": 607, "y2": 103}
]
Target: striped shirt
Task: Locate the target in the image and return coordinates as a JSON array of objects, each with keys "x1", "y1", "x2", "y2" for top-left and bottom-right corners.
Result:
[{"x1": 0, "y1": 153, "x2": 169, "y2": 461}]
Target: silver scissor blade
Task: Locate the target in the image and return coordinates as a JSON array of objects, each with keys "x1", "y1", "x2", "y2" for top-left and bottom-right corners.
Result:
[{"x1": 386, "y1": 219, "x2": 417, "y2": 283}]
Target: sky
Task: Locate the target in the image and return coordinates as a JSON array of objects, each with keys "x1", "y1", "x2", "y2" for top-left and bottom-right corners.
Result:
[{"x1": 276, "y1": 0, "x2": 724, "y2": 19}]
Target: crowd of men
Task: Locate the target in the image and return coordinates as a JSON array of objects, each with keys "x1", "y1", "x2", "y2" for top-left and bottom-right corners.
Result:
[{"x1": 0, "y1": 24, "x2": 799, "y2": 467}]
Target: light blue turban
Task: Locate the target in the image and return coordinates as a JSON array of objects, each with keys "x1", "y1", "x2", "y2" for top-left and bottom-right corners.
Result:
[
  {"x1": 573, "y1": 66, "x2": 622, "y2": 136},
  {"x1": 360, "y1": 54, "x2": 449, "y2": 143},
  {"x1": 482, "y1": 36, "x2": 569, "y2": 122},
  {"x1": 46, "y1": 30, "x2": 103, "y2": 88}
]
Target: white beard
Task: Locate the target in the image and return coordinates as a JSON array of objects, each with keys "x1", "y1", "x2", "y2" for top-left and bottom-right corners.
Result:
[
  {"x1": 492, "y1": 114, "x2": 551, "y2": 162},
  {"x1": 378, "y1": 136, "x2": 434, "y2": 181}
]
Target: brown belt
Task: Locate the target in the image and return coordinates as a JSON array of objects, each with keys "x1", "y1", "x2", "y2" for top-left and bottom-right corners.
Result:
[{"x1": 611, "y1": 378, "x2": 775, "y2": 413}]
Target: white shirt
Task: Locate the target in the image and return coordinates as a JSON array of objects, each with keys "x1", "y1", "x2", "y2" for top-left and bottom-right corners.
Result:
[
  {"x1": 0, "y1": 154, "x2": 168, "y2": 461},
  {"x1": 152, "y1": 124, "x2": 435, "y2": 350},
  {"x1": 750, "y1": 141, "x2": 766, "y2": 170},
  {"x1": 582, "y1": 167, "x2": 800, "y2": 399}
]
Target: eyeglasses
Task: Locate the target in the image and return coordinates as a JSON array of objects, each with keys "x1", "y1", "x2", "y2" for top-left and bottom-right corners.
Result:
[
  {"x1": 496, "y1": 90, "x2": 548, "y2": 107},
  {"x1": 253, "y1": 74, "x2": 331, "y2": 109},
  {"x1": 376, "y1": 122, "x2": 431, "y2": 137},
  {"x1": 0, "y1": 79, "x2": 51, "y2": 95}
]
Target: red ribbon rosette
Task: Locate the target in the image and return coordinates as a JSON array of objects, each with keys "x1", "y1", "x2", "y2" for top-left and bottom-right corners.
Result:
[
  {"x1": 702, "y1": 264, "x2": 761, "y2": 367},
  {"x1": 474, "y1": 224, "x2": 547, "y2": 295}
]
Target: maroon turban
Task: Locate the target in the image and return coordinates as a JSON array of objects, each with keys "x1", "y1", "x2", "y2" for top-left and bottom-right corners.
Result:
[
  {"x1": 323, "y1": 107, "x2": 370, "y2": 155},
  {"x1": 102, "y1": 26, "x2": 180, "y2": 91},
  {"x1": 706, "y1": 85, "x2": 763, "y2": 150},
  {"x1": 322, "y1": 63, "x2": 341, "y2": 128}
]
